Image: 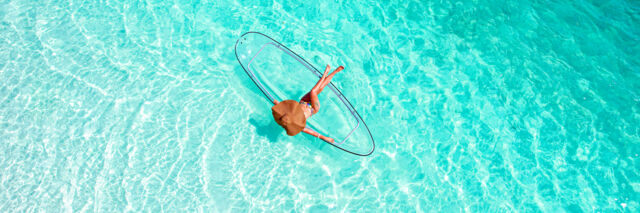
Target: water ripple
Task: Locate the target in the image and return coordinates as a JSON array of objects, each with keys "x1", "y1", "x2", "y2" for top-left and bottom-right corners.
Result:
[{"x1": 1, "y1": 0, "x2": 639, "y2": 211}]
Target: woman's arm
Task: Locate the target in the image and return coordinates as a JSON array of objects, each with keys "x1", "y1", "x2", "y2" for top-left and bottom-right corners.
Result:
[
  {"x1": 302, "y1": 128, "x2": 334, "y2": 143},
  {"x1": 273, "y1": 99, "x2": 279, "y2": 105}
]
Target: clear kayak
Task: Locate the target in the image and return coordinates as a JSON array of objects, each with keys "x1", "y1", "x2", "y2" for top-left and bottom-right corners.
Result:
[{"x1": 234, "y1": 32, "x2": 375, "y2": 156}]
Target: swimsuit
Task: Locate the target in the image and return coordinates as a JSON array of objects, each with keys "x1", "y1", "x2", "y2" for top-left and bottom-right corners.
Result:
[{"x1": 300, "y1": 101, "x2": 315, "y2": 115}]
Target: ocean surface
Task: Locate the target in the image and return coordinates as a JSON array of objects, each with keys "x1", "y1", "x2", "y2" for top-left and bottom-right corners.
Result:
[{"x1": 1, "y1": 0, "x2": 639, "y2": 211}]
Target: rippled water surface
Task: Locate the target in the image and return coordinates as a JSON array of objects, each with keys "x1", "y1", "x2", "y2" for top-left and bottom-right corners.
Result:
[{"x1": 1, "y1": 0, "x2": 639, "y2": 211}]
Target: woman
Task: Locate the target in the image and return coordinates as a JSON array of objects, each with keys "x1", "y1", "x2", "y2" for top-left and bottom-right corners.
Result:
[{"x1": 271, "y1": 65, "x2": 344, "y2": 143}]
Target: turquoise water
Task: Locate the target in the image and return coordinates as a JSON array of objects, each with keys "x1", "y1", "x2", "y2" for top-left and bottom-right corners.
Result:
[{"x1": 1, "y1": 0, "x2": 639, "y2": 211}]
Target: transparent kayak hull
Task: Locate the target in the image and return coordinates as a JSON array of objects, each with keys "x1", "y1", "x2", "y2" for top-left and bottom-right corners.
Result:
[{"x1": 234, "y1": 32, "x2": 375, "y2": 156}]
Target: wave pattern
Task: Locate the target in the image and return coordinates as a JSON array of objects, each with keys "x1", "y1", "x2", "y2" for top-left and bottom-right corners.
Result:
[{"x1": 0, "y1": 0, "x2": 639, "y2": 211}]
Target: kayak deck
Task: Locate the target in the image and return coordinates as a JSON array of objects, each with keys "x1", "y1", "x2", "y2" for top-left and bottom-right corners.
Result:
[{"x1": 234, "y1": 32, "x2": 375, "y2": 156}]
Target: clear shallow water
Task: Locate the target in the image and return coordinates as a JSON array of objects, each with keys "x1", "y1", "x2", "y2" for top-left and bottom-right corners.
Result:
[{"x1": 1, "y1": 0, "x2": 639, "y2": 211}]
